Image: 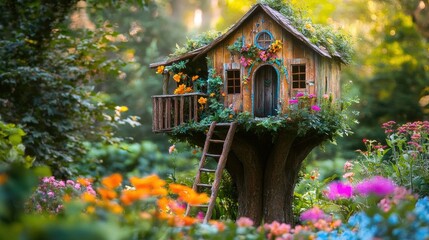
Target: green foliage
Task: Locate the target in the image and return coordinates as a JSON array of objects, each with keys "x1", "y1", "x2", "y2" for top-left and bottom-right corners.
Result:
[
  {"x1": 0, "y1": 120, "x2": 34, "y2": 168},
  {"x1": 0, "y1": 1, "x2": 138, "y2": 177},
  {"x1": 171, "y1": 30, "x2": 223, "y2": 57},
  {"x1": 74, "y1": 141, "x2": 199, "y2": 180},
  {"x1": 353, "y1": 121, "x2": 429, "y2": 196},
  {"x1": 259, "y1": 0, "x2": 353, "y2": 63}
]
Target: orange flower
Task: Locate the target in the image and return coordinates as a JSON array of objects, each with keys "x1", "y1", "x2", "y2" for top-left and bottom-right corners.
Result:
[
  {"x1": 192, "y1": 75, "x2": 199, "y2": 81},
  {"x1": 169, "y1": 183, "x2": 193, "y2": 196},
  {"x1": 198, "y1": 97, "x2": 207, "y2": 105},
  {"x1": 97, "y1": 188, "x2": 117, "y2": 200},
  {"x1": 156, "y1": 65, "x2": 165, "y2": 74},
  {"x1": 77, "y1": 177, "x2": 92, "y2": 187},
  {"x1": 101, "y1": 173, "x2": 122, "y2": 189},
  {"x1": 120, "y1": 188, "x2": 152, "y2": 205},
  {"x1": 182, "y1": 191, "x2": 210, "y2": 205},
  {"x1": 63, "y1": 194, "x2": 71, "y2": 202},
  {"x1": 130, "y1": 174, "x2": 167, "y2": 197},
  {"x1": 221, "y1": 92, "x2": 226, "y2": 97},
  {"x1": 173, "y1": 72, "x2": 183, "y2": 82},
  {"x1": 107, "y1": 202, "x2": 123, "y2": 214},
  {"x1": 0, "y1": 174, "x2": 7, "y2": 185},
  {"x1": 174, "y1": 84, "x2": 193, "y2": 94},
  {"x1": 81, "y1": 192, "x2": 96, "y2": 203}
]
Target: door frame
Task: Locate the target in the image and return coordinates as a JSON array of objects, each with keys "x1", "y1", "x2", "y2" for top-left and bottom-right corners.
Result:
[{"x1": 251, "y1": 64, "x2": 280, "y2": 117}]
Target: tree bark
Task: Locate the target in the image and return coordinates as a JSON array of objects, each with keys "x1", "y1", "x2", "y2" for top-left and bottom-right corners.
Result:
[{"x1": 180, "y1": 128, "x2": 328, "y2": 225}]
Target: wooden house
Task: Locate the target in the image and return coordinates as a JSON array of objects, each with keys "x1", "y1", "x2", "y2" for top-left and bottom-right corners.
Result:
[{"x1": 150, "y1": 3, "x2": 346, "y2": 132}]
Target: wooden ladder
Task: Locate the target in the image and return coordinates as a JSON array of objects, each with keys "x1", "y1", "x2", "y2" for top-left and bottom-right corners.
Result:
[{"x1": 185, "y1": 121, "x2": 237, "y2": 223}]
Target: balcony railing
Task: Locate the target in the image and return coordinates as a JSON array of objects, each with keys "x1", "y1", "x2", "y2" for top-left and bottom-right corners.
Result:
[{"x1": 152, "y1": 93, "x2": 207, "y2": 133}]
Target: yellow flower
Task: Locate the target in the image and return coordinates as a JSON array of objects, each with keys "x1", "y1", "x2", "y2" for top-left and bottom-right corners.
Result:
[
  {"x1": 86, "y1": 206, "x2": 96, "y2": 214},
  {"x1": 192, "y1": 75, "x2": 199, "y2": 81},
  {"x1": 209, "y1": 93, "x2": 215, "y2": 97},
  {"x1": 156, "y1": 65, "x2": 165, "y2": 74},
  {"x1": 101, "y1": 173, "x2": 122, "y2": 189},
  {"x1": 81, "y1": 192, "x2": 97, "y2": 203},
  {"x1": 115, "y1": 106, "x2": 128, "y2": 112},
  {"x1": 198, "y1": 97, "x2": 207, "y2": 105}
]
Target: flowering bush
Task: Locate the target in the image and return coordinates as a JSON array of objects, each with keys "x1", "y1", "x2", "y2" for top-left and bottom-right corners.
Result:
[
  {"x1": 25, "y1": 176, "x2": 96, "y2": 215},
  {"x1": 1, "y1": 164, "x2": 429, "y2": 239},
  {"x1": 355, "y1": 121, "x2": 429, "y2": 196}
]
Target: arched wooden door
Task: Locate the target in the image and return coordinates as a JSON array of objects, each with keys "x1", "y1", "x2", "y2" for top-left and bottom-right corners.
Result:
[{"x1": 254, "y1": 65, "x2": 278, "y2": 117}]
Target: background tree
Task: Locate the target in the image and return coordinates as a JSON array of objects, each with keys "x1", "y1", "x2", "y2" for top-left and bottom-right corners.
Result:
[{"x1": 0, "y1": 0, "x2": 140, "y2": 176}]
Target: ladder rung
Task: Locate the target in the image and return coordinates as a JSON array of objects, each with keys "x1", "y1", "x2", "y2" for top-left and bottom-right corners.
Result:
[
  {"x1": 209, "y1": 139, "x2": 225, "y2": 143},
  {"x1": 189, "y1": 204, "x2": 209, "y2": 208},
  {"x1": 200, "y1": 168, "x2": 216, "y2": 173},
  {"x1": 197, "y1": 183, "x2": 212, "y2": 188},
  {"x1": 205, "y1": 153, "x2": 221, "y2": 158}
]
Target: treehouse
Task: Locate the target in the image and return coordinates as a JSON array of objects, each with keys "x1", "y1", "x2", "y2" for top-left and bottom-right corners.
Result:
[
  {"x1": 149, "y1": 2, "x2": 351, "y2": 224},
  {"x1": 150, "y1": 3, "x2": 346, "y2": 133}
]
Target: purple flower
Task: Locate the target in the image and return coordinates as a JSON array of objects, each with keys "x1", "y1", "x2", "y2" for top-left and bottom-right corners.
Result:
[
  {"x1": 300, "y1": 207, "x2": 326, "y2": 222},
  {"x1": 326, "y1": 181, "x2": 353, "y2": 200},
  {"x1": 296, "y1": 92, "x2": 305, "y2": 98},
  {"x1": 47, "y1": 191, "x2": 55, "y2": 198},
  {"x1": 355, "y1": 176, "x2": 396, "y2": 197},
  {"x1": 309, "y1": 94, "x2": 316, "y2": 99},
  {"x1": 289, "y1": 99, "x2": 298, "y2": 104},
  {"x1": 66, "y1": 180, "x2": 74, "y2": 185},
  {"x1": 311, "y1": 105, "x2": 321, "y2": 112}
]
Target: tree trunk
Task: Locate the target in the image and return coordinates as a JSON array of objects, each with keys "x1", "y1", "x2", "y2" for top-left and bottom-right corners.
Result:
[
  {"x1": 224, "y1": 130, "x2": 326, "y2": 225},
  {"x1": 180, "y1": 127, "x2": 328, "y2": 225}
]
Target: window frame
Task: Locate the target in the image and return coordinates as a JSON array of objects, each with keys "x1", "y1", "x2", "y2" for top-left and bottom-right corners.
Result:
[
  {"x1": 255, "y1": 30, "x2": 274, "y2": 50},
  {"x1": 291, "y1": 64, "x2": 306, "y2": 89},
  {"x1": 226, "y1": 69, "x2": 241, "y2": 94}
]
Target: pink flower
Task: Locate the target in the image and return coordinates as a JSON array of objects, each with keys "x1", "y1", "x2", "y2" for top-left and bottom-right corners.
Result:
[
  {"x1": 311, "y1": 105, "x2": 321, "y2": 112},
  {"x1": 289, "y1": 99, "x2": 298, "y2": 104},
  {"x1": 300, "y1": 207, "x2": 326, "y2": 222},
  {"x1": 264, "y1": 221, "x2": 291, "y2": 237},
  {"x1": 240, "y1": 56, "x2": 252, "y2": 67},
  {"x1": 236, "y1": 217, "x2": 254, "y2": 227},
  {"x1": 343, "y1": 161, "x2": 353, "y2": 172},
  {"x1": 326, "y1": 182, "x2": 353, "y2": 200},
  {"x1": 355, "y1": 176, "x2": 396, "y2": 197},
  {"x1": 259, "y1": 51, "x2": 268, "y2": 61},
  {"x1": 296, "y1": 92, "x2": 305, "y2": 98},
  {"x1": 323, "y1": 94, "x2": 329, "y2": 99},
  {"x1": 196, "y1": 211, "x2": 204, "y2": 221},
  {"x1": 308, "y1": 94, "x2": 316, "y2": 98},
  {"x1": 342, "y1": 172, "x2": 354, "y2": 179}
]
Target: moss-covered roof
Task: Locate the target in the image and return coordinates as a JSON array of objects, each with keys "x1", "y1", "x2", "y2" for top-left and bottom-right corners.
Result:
[{"x1": 150, "y1": 2, "x2": 352, "y2": 68}]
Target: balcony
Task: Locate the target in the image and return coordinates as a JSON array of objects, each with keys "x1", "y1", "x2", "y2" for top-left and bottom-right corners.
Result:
[{"x1": 152, "y1": 93, "x2": 207, "y2": 133}]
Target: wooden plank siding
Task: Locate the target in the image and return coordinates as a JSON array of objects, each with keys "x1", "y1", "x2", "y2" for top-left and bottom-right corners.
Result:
[{"x1": 204, "y1": 7, "x2": 341, "y2": 116}]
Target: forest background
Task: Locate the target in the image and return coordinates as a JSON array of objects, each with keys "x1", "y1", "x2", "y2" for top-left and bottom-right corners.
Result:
[
  {"x1": 94, "y1": 0, "x2": 429, "y2": 163},
  {"x1": 1, "y1": 0, "x2": 428, "y2": 179}
]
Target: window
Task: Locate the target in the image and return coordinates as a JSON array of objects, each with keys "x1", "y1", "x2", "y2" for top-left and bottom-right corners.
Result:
[
  {"x1": 255, "y1": 31, "x2": 273, "y2": 50},
  {"x1": 291, "y1": 64, "x2": 306, "y2": 89},
  {"x1": 226, "y1": 69, "x2": 241, "y2": 94}
]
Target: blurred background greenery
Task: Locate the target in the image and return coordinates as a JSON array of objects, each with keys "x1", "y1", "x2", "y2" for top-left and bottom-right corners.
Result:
[
  {"x1": 1, "y1": 0, "x2": 428, "y2": 175},
  {"x1": 90, "y1": 0, "x2": 428, "y2": 157}
]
